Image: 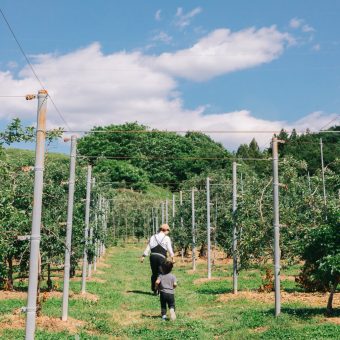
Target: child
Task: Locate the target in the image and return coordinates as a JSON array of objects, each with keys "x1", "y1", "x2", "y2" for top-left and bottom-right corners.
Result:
[{"x1": 155, "y1": 261, "x2": 177, "y2": 321}]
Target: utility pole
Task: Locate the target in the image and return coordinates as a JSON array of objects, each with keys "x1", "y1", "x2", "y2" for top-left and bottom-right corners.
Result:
[
  {"x1": 155, "y1": 208, "x2": 159, "y2": 232},
  {"x1": 102, "y1": 198, "x2": 107, "y2": 255},
  {"x1": 112, "y1": 204, "x2": 116, "y2": 242},
  {"x1": 165, "y1": 198, "x2": 169, "y2": 224},
  {"x1": 180, "y1": 191, "x2": 183, "y2": 228},
  {"x1": 272, "y1": 137, "x2": 281, "y2": 316},
  {"x1": 232, "y1": 161, "x2": 238, "y2": 294},
  {"x1": 172, "y1": 194, "x2": 175, "y2": 229},
  {"x1": 180, "y1": 190, "x2": 184, "y2": 260},
  {"x1": 93, "y1": 194, "x2": 98, "y2": 271},
  {"x1": 151, "y1": 208, "x2": 155, "y2": 234},
  {"x1": 99, "y1": 196, "x2": 104, "y2": 255},
  {"x1": 161, "y1": 202, "x2": 165, "y2": 224},
  {"x1": 61, "y1": 135, "x2": 77, "y2": 321},
  {"x1": 191, "y1": 188, "x2": 196, "y2": 271},
  {"x1": 81, "y1": 165, "x2": 92, "y2": 294},
  {"x1": 207, "y1": 177, "x2": 211, "y2": 279},
  {"x1": 124, "y1": 214, "x2": 128, "y2": 242},
  {"x1": 25, "y1": 90, "x2": 48, "y2": 340},
  {"x1": 240, "y1": 172, "x2": 244, "y2": 196},
  {"x1": 88, "y1": 178, "x2": 95, "y2": 278},
  {"x1": 320, "y1": 138, "x2": 327, "y2": 205},
  {"x1": 214, "y1": 196, "x2": 218, "y2": 248}
]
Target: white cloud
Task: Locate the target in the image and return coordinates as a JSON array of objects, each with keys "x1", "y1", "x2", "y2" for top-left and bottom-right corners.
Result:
[
  {"x1": 312, "y1": 43, "x2": 320, "y2": 51},
  {"x1": 289, "y1": 18, "x2": 315, "y2": 33},
  {"x1": 174, "y1": 7, "x2": 202, "y2": 28},
  {"x1": 155, "y1": 9, "x2": 161, "y2": 21},
  {"x1": 7, "y1": 61, "x2": 18, "y2": 69},
  {"x1": 153, "y1": 26, "x2": 294, "y2": 81},
  {"x1": 289, "y1": 18, "x2": 303, "y2": 29},
  {"x1": 302, "y1": 24, "x2": 315, "y2": 33},
  {"x1": 0, "y1": 27, "x2": 335, "y2": 149},
  {"x1": 152, "y1": 31, "x2": 172, "y2": 44}
]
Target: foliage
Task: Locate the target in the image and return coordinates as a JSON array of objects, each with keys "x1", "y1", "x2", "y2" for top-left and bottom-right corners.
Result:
[
  {"x1": 0, "y1": 118, "x2": 63, "y2": 147},
  {"x1": 273, "y1": 126, "x2": 340, "y2": 174},
  {"x1": 297, "y1": 202, "x2": 339, "y2": 311},
  {"x1": 94, "y1": 159, "x2": 149, "y2": 191},
  {"x1": 0, "y1": 119, "x2": 339, "y2": 315},
  {"x1": 77, "y1": 122, "x2": 230, "y2": 189}
]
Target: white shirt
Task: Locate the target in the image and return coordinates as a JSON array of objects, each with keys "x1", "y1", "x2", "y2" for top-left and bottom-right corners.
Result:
[{"x1": 143, "y1": 232, "x2": 174, "y2": 257}]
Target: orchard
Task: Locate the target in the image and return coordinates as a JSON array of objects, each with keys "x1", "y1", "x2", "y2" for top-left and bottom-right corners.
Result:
[{"x1": 0, "y1": 111, "x2": 339, "y2": 338}]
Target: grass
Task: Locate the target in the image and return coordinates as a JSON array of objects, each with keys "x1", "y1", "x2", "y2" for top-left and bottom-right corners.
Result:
[{"x1": 0, "y1": 243, "x2": 339, "y2": 339}]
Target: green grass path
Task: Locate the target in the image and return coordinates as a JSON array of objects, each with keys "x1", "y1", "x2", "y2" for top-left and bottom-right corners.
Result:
[{"x1": 1, "y1": 243, "x2": 339, "y2": 339}]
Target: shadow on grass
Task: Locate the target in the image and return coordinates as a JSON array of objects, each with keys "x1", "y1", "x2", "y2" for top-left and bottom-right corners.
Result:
[
  {"x1": 8, "y1": 286, "x2": 62, "y2": 293},
  {"x1": 141, "y1": 314, "x2": 161, "y2": 319},
  {"x1": 281, "y1": 307, "x2": 340, "y2": 319},
  {"x1": 126, "y1": 290, "x2": 154, "y2": 296},
  {"x1": 282, "y1": 287, "x2": 304, "y2": 293},
  {"x1": 196, "y1": 286, "x2": 233, "y2": 295}
]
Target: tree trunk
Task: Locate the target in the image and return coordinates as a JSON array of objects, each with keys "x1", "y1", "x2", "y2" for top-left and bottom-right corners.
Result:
[
  {"x1": 36, "y1": 253, "x2": 42, "y2": 317},
  {"x1": 199, "y1": 243, "x2": 207, "y2": 258},
  {"x1": 125, "y1": 217, "x2": 128, "y2": 241},
  {"x1": 7, "y1": 256, "x2": 14, "y2": 291},
  {"x1": 70, "y1": 263, "x2": 76, "y2": 278},
  {"x1": 47, "y1": 263, "x2": 52, "y2": 291},
  {"x1": 326, "y1": 281, "x2": 338, "y2": 315}
]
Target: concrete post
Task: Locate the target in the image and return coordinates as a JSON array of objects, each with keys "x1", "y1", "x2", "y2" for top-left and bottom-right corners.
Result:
[
  {"x1": 172, "y1": 194, "x2": 175, "y2": 229},
  {"x1": 61, "y1": 135, "x2": 77, "y2": 321},
  {"x1": 165, "y1": 198, "x2": 169, "y2": 224},
  {"x1": 81, "y1": 165, "x2": 92, "y2": 294},
  {"x1": 88, "y1": 178, "x2": 95, "y2": 278},
  {"x1": 192, "y1": 188, "x2": 196, "y2": 271},
  {"x1": 272, "y1": 137, "x2": 281, "y2": 316},
  {"x1": 232, "y1": 161, "x2": 238, "y2": 294},
  {"x1": 161, "y1": 202, "x2": 165, "y2": 224},
  {"x1": 25, "y1": 90, "x2": 48, "y2": 340},
  {"x1": 207, "y1": 177, "x2": 211, "y2": 279},
  {"x1": 320, "y1": 138, "x2": 327, "y2": 205}
]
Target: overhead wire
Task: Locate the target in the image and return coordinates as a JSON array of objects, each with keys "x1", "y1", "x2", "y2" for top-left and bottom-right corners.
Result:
[
  {"x1": 1, "y1": 6, "x2": 339, "y2": 138},
  {"x1": 0, "y1": 7, "x2": 71, "y2": 130},
  {"x1": 319, "y1": 114, "x2": 340, "y2": 131},
  {"x1": 63, "y1": 129, "x2": 340, "y2": 134},
  {"x1": 77, "y1": 155, "x2": 272, "y2": 161},
  {"x1": 0, "y1": 95, "x2": 27, "y2": 98}
]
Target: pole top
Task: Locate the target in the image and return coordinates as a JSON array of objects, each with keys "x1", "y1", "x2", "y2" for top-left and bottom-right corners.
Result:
[{"x1": 38, "y1": 89, "x2": 48, "y2": 95}]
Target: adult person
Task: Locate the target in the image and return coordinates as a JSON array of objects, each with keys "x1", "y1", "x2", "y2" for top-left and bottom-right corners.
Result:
[{"x1": 141, "y1": 224, "x2": 175, "y2": 294}]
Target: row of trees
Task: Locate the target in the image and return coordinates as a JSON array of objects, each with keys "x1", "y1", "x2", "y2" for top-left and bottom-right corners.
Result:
[
  {"x1": 108, "y1": 157, "x2": 339, "y2": 312},
  {"x1": 0, "y1": 120, "x2": 103, "y2": 293},
  {"x1": 0, "y1": 119, "x2": 339, "y2": 314}
]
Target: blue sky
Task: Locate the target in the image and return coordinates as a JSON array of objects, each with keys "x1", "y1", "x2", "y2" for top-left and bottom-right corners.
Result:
[{"x1": 0, "y1": 0, "x2": 339, "y2": 150}]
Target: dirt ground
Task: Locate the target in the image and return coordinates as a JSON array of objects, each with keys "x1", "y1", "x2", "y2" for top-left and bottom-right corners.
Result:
[
  {"x1": 71, "y1": 276, "x2": 107, "y2": 283},
  {"x1": 217, "y1": 291, "x2": 340, "y2": 308},
  {"x1": 111, "y1": 310, "x2": 145, "y2": 326},
  {"x1": 176, "y1": 249, "x2": 232, "y2": 267},
  {"x1": 0, "y1": 314, "x2": 86, "y2": 335},
  {"x1": 0, "y1": 290, "x2": 99, "y2": 302},
  {"x1": 193, "y1": 276, "x2": 233, "y2": 284},
  {"x1": 0, "y1": 290, "x2": 27, "y2": 300}
]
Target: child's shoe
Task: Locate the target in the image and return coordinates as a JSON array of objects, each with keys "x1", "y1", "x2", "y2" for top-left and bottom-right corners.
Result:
[
  {"x1": 161, "y1": 315, "x2": 167, "y2": 321},
  {"x1": 169, "y1": 308, "x2": 176, "y2": 321}
]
